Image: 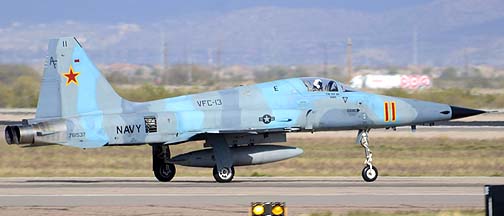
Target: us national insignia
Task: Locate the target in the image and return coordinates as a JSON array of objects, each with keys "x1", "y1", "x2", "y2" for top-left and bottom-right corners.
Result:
[{"x1": 259, "y1": 114, "x2": 275, "y2": 124}]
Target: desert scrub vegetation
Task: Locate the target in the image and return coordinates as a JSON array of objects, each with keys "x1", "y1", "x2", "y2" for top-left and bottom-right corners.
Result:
[{"x1": 1, "y1": 137, "x2": 503, "y2": 177}]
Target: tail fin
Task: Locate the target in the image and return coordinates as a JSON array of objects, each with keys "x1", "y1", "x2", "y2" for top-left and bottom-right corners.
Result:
[{"x1": 36, "y1": 37, "x2": 125, "y2": 118}]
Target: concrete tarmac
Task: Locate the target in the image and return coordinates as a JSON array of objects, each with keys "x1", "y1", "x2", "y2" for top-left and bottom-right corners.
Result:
[{"x1": 0, "y1": 177, "x2": 501, "y2": 215}]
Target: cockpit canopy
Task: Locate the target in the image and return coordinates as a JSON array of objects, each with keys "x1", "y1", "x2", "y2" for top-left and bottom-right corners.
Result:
[
  {"x1": 301, "y1": 77, "x2": 356, "y2": 93},
  {"x1": 301, "y1": 77, "x2": 340, "y2": 92}
]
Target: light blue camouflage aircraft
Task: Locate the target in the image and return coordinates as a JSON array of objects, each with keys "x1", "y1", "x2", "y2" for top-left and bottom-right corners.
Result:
[{"x1": 5, "y1": 38, "x2": 485, "y2": 182}]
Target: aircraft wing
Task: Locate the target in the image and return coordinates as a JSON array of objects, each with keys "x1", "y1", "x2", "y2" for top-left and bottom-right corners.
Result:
[
  {"x1": 163, "y1": 132, "x2": 204, "y2": 145},
  {"x1": 163, "y1": 127, "x2": 300, "y2": 145},
  {"x1": 207, "y1": 127, "x2": 301, "y2": 135},
  {"x1": 20, "y1": 143, "x2": 59, "y2": 148}
]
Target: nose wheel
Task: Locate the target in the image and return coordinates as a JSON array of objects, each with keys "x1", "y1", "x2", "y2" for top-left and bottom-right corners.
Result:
[
  {"x1": 362, "y1": 165, "x2": 378, "y2": 182},
  {"x1": 358, "y1": 129, "x2": 378, "y2": 182},
  {"x1": 213, "y1": 166, "x2": 235, "y2": 183}
]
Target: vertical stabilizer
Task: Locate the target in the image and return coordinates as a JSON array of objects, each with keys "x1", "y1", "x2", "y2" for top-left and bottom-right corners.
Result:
[{"x1": 36, "y1": 37, "x2": 125, "y2": 119}]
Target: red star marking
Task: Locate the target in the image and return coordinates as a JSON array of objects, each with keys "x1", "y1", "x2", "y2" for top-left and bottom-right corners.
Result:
[{"x1": 62, "y1": 65, "x2": 80, "y2": 86}]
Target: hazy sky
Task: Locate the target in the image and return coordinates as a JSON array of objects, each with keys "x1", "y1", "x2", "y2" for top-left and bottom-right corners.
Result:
[
  {"x1": 1, "y1": 0, "x2": 502, "y2": 66},
  {"x1": 0, "y1": 0, "x2": 432, "y2": 25}
]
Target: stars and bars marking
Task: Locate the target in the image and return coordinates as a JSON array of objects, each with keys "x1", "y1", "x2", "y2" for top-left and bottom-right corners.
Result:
[{"x1": 259, "y1": 114, "x2": 275, "y2": 124}]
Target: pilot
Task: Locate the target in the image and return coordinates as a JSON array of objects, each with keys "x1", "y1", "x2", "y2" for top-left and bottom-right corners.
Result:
[{"x1": 313, "y1": 79, "x2": 323, "y2": 91}]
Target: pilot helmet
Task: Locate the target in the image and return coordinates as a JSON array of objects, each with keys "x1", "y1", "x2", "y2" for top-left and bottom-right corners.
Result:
[{"x1": 313, "y1": 79, "x2": 323, "y2": 89}]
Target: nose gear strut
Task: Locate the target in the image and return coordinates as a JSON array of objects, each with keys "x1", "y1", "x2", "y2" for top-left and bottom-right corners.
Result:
[{"x1": 357, "y1": 129, "x2": 378, "y2": 182}]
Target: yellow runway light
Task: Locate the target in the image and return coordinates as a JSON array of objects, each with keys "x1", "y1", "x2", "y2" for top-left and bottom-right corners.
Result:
[
  {"x1": 272, "y1": 204, "x2": 284, "y2": 215},
  {"x1": 252, "y1": 203, "x2": 265, "y2": 215},
  {"x1": 250, "y1": 202, "x2": 286, "y2": 216}
]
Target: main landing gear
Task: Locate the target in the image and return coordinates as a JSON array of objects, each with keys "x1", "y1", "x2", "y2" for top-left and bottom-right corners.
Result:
[
  {"x1": 208, "y1": 134, "x2": 235, "y2": 183},
  {"x1": 213, "y1": 166, "x2": 235, "y2": 183},
  {"x1": 152, "y1": 144, "x2": 176, "y2": 182},
  {"x1": 358, "y1": 129, "x2": 378, "y2": 182},
  {"x1": 151, "y1": 135, "x2": 236, "y2": 183}
]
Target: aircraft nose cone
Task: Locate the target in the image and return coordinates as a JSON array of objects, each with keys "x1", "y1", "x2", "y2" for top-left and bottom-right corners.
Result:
[{"x1": 450, "y1": 106, "x2": 486, "y2": 120}]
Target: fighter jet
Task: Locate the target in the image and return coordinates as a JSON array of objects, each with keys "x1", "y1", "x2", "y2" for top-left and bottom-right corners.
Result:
[{"x1": 5, "y1": 38, "x2": 486, "y2": 182}]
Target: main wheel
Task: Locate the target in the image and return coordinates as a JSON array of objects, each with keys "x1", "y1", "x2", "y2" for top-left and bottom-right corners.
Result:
[
  {"x1": 361, "y1": 165, "x2": 378, "y2": 182},
  {"x1": 213, "y1": 166, "x2": 235, "y2": 183},
  {"x1": 154, "y1": 163, "x2": 176, "y2": 182}
]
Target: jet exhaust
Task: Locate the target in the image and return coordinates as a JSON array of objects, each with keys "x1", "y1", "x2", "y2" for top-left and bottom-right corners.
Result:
[
  {"x1": 5, "y1": 125, "x2": 35, "y2": 145},
  {"x1": 4, "y1": 121, "x2": 66, "y2": 146}
]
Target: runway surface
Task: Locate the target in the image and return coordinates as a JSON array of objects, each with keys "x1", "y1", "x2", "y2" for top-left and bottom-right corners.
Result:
[{"x1": 0, "y1": 177, "x2": 501, "y2": 215}]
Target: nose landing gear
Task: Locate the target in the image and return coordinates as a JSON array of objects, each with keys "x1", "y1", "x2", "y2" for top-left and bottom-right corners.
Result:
[{"x1": 358, "y1": 129, "x2": 378, "y2": 182}]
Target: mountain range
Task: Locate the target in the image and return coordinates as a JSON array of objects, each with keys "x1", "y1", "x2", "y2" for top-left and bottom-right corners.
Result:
[{"x1": 0, "y1": 0, "x2": 503, "y2": 66}]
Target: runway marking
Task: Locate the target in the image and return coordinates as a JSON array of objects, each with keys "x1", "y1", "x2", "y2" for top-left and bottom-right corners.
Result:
[{"x1": 0, "y1": 177, "x2": 491, "y2": 211}]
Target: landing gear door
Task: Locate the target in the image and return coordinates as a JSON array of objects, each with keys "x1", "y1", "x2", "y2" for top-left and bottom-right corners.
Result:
[{"x1": 305, "y1": 109, "x2": 315, "y2": 131}]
